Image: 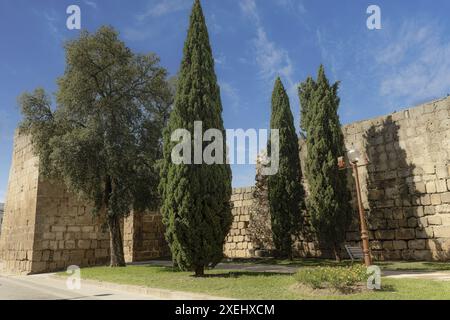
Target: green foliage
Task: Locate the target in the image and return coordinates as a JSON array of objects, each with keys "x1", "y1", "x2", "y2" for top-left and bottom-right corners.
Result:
[
  {"x1": 19, "y1": 26, "x2": 172, "y2": 266},
  {"x1": 267, "y1": 78, "x2": 305, "y2": 258},
  {"x1": 298, "y1": 66, "x2": 352, "y2": 259},
  {"x1": 295, "y1": 265, "x2": 368, "y2": 291},
  {"x1": 159, "y1": 0, "x2": 232, "y2": 276}
]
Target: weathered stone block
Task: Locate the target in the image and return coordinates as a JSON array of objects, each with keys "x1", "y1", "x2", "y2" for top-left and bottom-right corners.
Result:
[
  {"x1": 437, "y1": 180, "x2": 448, "y2": 193},
  {"x1": 433, "y1": 226, "x2": 450, "y2": 238},
  {"x1": 408, "y1": 239, "x2": 426, "y2": 249},
  {"x1": 374, "y1": 230, "x2": 395, "y2": 240},
  {"x1": 426, "y1": 182, "x2": 437, "y2": 193},
  {"x1": 396, "y1": 228, "x2": 416, "y2": 240},
  {"x1": 424, "y1": 206, "x2": 435, "y2": 216},
  {"x1": 436, "y1": 165, "x2": 449, "y2": 179},
  {"x1": 441, "y1": 192, "x2": 450, "y2": 204},
  {"x1": 428, "y1": 216, "x2": 442, "y2": 225},
  {"x1": 393, "y1": 240, "x2": 407, "y2": 250},
  {"x1": 431, "y1": 194, "x2": 442, "y2": 205}
]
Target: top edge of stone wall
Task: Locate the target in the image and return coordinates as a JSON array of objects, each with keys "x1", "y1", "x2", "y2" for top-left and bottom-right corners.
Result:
[
  {"x1": 343, "y1": 96, "x2": 450, "y2": 130},
  {"x1": 232, "y1": 187, "x2": 255, "y2": 194}
]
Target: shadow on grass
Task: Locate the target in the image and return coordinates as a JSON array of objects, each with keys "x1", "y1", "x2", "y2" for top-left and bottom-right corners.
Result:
[
  {"x1": 143, "y1": 265, "x2": 292, "y2": 278},
  {"x1": 377, "y1": 284, "x2": 396, "y2": 293},
  {"x1": 194, "y1": 271, "x2": 292, "y2": 279},
  {"x1": 222, "y1": 257, "x2": 353, "y2": 268}
]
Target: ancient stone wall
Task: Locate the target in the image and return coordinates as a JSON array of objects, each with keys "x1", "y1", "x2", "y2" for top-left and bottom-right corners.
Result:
[
  {"x1": 30, "y1": 179, "x2": 111, "y2": 274},
  {"x1": 124, "y1": 211, "x2": 170, "y2": 262},
  {"x1": 225, "y1": 97, "x2": 450, "y2": 262},
  {"x1": 224, "y1": 188, "x2": 254, "y2": 258},
  {"x1": 343, "y1": 97, "x2": 450, "y2": 261},
  {"x1": 0, "y1": 134, "x2": 39, "y2": 273},
  {"x1": 0, "y1": 133, "x2": 169, "y2": 274}
]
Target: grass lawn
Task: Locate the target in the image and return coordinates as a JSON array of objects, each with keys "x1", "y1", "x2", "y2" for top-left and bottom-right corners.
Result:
[{"x1": 64, "y1": 264, "x2": 450, "y2": 300}]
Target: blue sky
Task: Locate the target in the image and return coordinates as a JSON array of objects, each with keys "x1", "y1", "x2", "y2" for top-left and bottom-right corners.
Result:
[{"x1": 2, "y1": 0, "x2": 450, "y2": 202}]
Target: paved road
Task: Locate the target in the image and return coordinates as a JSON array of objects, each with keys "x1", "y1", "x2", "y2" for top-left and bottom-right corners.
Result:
[{"x1": 0, "y1": 273, "x2": 157, "y2": 300}]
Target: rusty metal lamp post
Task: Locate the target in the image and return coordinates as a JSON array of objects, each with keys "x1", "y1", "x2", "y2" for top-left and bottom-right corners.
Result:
[{"x1": 340, "y1": 150, "x2": 373, "y2": 267}]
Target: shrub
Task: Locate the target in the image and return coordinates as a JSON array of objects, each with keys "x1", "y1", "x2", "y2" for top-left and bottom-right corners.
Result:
[{"x1": 294, "y1": 265, "x2": 368, "y2": 291}]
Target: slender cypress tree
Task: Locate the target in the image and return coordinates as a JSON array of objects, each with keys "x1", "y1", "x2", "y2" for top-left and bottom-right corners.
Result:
[
  {"x1": 268, "y1": 78, "x2": 305, "y2": 259},
  {"x1": 298, "y1": 66, "x2": 351, "y2": 261},
  {"x1": 159, "y1": 0, "x2": 232, "y2": 277}
]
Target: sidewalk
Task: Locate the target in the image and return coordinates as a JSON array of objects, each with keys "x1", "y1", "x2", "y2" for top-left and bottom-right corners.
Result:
[{"x1": 383, "y1": 270, "x2": 450, "y2": 281}]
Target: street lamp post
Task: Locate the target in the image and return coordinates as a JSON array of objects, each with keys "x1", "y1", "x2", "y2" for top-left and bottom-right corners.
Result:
[{"x1": 343, "y1": 150, "x2": 373, "y2": 267}]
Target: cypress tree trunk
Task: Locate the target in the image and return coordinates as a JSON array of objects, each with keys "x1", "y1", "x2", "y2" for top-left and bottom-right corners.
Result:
[
  {"x1": 195, "y1": 266, "x2": 205, "y2": 277},
  {"x1": 333, "y1": 244, "x2": 341, "y2": 262}
]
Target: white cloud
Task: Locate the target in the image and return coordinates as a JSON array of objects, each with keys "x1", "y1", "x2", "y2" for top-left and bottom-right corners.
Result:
[
  {"x1": 125, "y1": 0, "x2": 190, "y2": 41},
  {"x1": 123, "y1": 27, "x2": 155, "y2": 42},
  {"x1": 315, "y1": 29, "x2": 341, "y2": 80},
  {"x1": 275, "y1": 0, "x2": 307, "y2": 15},
  {"x1": 41, "y1": 10, "x2": 64, "y2": 40},
  {"x1": 137, "y1": 0, "x2": 190, "y2": 21},
  {"x1": 240, "y1": 0, "x2": 297, "y2": 96},
  {"x1": 374, "y1": 20, "x2": 450, "y2": 103},
  {"x1": 220, "y1": 82, "x2": 240, "y2": 113},
  {"x1": 240, "y1": 0, "x2": 260, "y2": 23},
  {"x1": 209, "y1": 13, "x2": 223, "y2": 34},
  {"x1": 83, "y1": 0, "x2": 98, "y2": 9},
  {"x1": 214, "y1": 52, "x2": 227, "y2": 66}
]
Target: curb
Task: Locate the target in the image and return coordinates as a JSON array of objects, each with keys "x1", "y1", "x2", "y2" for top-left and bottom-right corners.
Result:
[{"x1": 51, "y1": 275, "x2": 234, "y2": 300}]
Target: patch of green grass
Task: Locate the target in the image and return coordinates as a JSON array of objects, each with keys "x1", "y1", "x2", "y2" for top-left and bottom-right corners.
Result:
[
  {"x1": 222, "y1": 257, "x2": 352, "y2": 268},
  {"x1": 59, "y1": 265, "x2": 450, "y2": 300},
  {"x1": 223, "y1": 258, "x2": 450, "y2": 272}
]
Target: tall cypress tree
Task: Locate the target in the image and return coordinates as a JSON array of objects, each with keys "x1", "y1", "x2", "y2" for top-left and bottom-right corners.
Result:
[
  {"x1": 159, "y1": 0, "x2": 232, "y2": 277},
  {"x1": 299, "y1": 66, "x2": 351, "y2": 261},
  {"x1": 268, "y1": 78, "x2": 305, "y2": 259}
]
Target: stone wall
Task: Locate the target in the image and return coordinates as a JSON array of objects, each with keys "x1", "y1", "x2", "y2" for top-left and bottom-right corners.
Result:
[
  {"x1": 0, "y1": 133, "x2": 169, "y2": 274},
  {"x1": 0, "y1": 134, "x2": 39, "y2": 273},
  {"x1": 342, "y1": 97, "x2": 450, "y2": 261},
  {"x1": 225, "y1": 97, "x2": 450, "y2": 261},
  {"x1": 124, "y1": 211, "x2": 170, "y2": 262},
  {"x1": 224, "y1": 188, "x2": 254, "y2": 258},
  {"x1": 31, "y1": 179, "x2": 111, "y2": 274}
]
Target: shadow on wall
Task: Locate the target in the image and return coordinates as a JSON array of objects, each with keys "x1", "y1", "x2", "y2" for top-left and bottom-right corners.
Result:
[{"x1": 361, "y1": 115, "x2": 449, "y2": 261}]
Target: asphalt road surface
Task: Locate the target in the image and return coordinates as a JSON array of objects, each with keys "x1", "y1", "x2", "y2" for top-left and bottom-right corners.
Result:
[{"x1": 0, "y1": 273, "x2": 156, "y2": 300}]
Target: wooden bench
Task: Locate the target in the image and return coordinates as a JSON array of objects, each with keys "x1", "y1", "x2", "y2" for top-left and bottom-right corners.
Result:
[{"x1": 345, "y1": 245, "x2": 364, "y2": 262}]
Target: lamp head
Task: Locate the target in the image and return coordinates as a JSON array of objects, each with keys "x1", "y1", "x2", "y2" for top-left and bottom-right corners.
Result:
[{"x1": 347, "y1": 149, "x2": 361, "y2": 164}]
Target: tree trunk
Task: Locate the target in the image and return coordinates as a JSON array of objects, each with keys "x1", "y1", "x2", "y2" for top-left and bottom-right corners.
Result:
[
  {"x1": 333, "y1": 244, "x2": 341, "y2": 262},
  {"x1": 194, "y1": 265, "x2": 205, "y2": 277},
  {"x1": 108, "y1": 214, "x2": 126, "y2": 267},
  {"x1": 103, "y1": 176, "x2": 125, "y2": 267}
]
